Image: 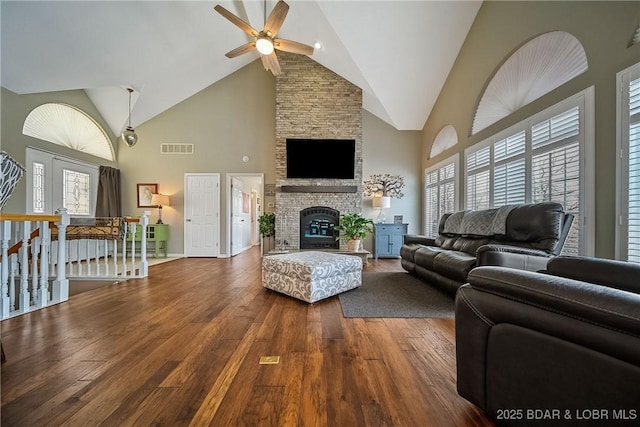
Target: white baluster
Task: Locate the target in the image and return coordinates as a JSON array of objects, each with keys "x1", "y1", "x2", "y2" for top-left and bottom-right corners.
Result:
[
  {"x1": 19, "y1": 220, "x2": 31, "y2": 313},
  {"x1": 113, "y1": 239, "x2": 119, "y2": 276},
  {"x1": 84, "y1": 239, "x2": 90, "y2": 277},
  {"x1": 95, "y1": 239, "x2": 101, "y2": 276},
  {"x1": 9, "y1": 254, "x2": 17, "y2": 312},
  {"x1": 122, "y1": 222, "x2": 129, "y2": 277},
  {"x1": 129, "y1": 222, "x2": 137, "y2": 277},
  {"x1": 38, "y1": 221, "x2": 50, "y2": 307},
  {"x1": 52, "y1": 209, "x2": 69, "y2": 303},
  {"x1": 31, "y1": 235, "x2": 39, "y2": 305},
  {"x1": 103, "y1": 240, "x2": 109, "y2": 276},
  {"x1": 139, "y1": 213, "x2": 149, "y2": 277},
  {"x1": 0, "y1": 220, "x2": 11, "y2": 318}
]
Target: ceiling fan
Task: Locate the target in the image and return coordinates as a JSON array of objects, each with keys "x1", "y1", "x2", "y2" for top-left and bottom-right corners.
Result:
[{"x1": 214, "y1": 0, "x2": 314, "y2": 76}]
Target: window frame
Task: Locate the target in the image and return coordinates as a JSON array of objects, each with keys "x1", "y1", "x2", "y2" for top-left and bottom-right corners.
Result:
[
  {"x1": 464, "y1": 87, "x2": 595, "y2": 256},
  {"x1": 616, "y1": 62, "x2": 640, "y2": 261},
  {"x1": 424, "y1": 153, "x2": 459, "y2": 237}
]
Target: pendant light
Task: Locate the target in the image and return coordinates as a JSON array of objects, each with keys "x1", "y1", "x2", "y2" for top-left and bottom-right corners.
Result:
[{"x1": 121, "y1": 88, "x2": 138, "y2": 147}]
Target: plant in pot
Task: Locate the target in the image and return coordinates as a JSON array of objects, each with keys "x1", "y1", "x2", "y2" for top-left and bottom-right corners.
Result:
[
  {"x1": 334, "y1": 212, "x2": 374, "y2": 252},
  {"x1": 258, "y1": 212, "x2": 275, "y2": 254}
]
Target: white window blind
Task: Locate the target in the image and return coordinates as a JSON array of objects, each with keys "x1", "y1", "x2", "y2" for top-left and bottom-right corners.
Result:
[
  {"x1": 466, "y1": 170, "x2": 490, "y2": 210},
  {"x1": 464, "y1": 91, "x2": 591, "y2": 256},
  {"x1": 627, "y1": 76, "x2": 640, "y2": 262},
  {"x1": 424, "y1": 156, "x2": 457, "y2": 237}
]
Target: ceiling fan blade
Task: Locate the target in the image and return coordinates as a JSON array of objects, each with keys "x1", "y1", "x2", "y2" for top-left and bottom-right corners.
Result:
[
  {"x1": 225, "y1": 42, "x2": 256, "y2": 58},
  {"x1": 261, "y1": 52, "x2": 282, "y2": 76},
  {"x1": 264, "y1": 0, "x2": 289, "y2": 37},
  {"x1": 214, "y1": 5, "x2": 259, "y2": 38},
  {"x1": 274, "y1": 38, "x2": 314, "y2": 56}
]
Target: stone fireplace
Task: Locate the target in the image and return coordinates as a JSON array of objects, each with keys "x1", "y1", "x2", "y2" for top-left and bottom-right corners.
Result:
[{"x1": 274, "y1": 53, "x2": 363, "y2": 251}]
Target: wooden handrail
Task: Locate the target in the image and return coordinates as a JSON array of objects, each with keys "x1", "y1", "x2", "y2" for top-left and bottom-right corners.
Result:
[{"x1": 0, "y1": 213, "x2": 61, "y2": 222}]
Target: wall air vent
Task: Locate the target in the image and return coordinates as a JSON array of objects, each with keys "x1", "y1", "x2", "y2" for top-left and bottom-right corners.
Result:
[{"x1": 161, "y1": 143, "x2": 194, "y2": 154}]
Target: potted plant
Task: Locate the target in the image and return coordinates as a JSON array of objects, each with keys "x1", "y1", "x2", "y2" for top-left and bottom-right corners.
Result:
[
  {"x1": 334, "y1": 212, "x2": 374, "y2": 252},
  {"x1": 258, "y1": 212, "x2": 275, "y2": 254}
]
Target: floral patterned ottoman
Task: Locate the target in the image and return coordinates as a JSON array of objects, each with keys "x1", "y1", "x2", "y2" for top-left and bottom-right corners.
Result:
[{"x1": 262, "y1": 251, "x2": 362, "y2": 303}]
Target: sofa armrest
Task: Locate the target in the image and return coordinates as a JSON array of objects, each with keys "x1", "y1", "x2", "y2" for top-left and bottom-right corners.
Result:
[
  {"x1": 476, "y1": 244, "x2": 552, "y2": 271},
  {"x1": 546, "y1": 256, "x2": 640, "y2": 295},
  {"x1": 467, "y1": 266, "x2": 640, "y2": 336},
  {"x1": 403, "y1": 234, "x2": 436, "y2": 246}
]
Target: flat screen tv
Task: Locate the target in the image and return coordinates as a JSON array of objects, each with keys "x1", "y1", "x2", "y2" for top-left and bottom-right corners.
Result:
[{"x1": 286, "y1": 138, "x2": 356, "y2": 179}]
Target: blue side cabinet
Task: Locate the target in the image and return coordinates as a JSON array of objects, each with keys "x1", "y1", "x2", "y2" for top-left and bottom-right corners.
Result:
[{"x1": 374, "y1": 224, "x2": 408, "y2": 259}]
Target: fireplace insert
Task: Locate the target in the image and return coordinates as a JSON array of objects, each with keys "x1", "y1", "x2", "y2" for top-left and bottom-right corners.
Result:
[{"x1": 300, "y1": 206, "x2": 339, "y2": 249}]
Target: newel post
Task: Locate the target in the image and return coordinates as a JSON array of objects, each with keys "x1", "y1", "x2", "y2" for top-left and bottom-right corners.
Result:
[{"x1": 52, "y1": 209, "x2": 70, "y2": 303}]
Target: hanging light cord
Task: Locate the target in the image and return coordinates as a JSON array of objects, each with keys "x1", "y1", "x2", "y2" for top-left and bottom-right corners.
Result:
[{"x1": 127, "y1": 88, "x2": 133, "y2": 128}]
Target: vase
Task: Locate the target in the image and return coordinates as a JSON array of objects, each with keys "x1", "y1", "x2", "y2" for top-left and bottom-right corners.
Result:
[{"x1": 347, "y1": 239, "x2": 361, "y2": 252}]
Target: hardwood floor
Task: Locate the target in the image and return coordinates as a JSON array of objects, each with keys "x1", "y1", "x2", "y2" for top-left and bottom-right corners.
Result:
[{"x1": 1, "y1": 247, "x2": 494, "y2": 426}]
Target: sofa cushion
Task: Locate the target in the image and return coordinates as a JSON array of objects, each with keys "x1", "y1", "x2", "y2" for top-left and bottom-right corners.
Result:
[
  {"x1": 436, "y1": 235, "x2": 459, "y2": 249},
  {"x1": 399, "y1": 243, "x2": 422, "y2": 263},
  {"x1": 433, "y1": 251, "x2": 476, "y2": 283},
  {"x1": 505, "y1": 202, "x2": 564, "y2": 251},
  {"x1": 453, "y1": 237, "x2": 490, "y2": 255},
  {"x1": 414, "y1": 246, "x2": 446, "y2": 270}
]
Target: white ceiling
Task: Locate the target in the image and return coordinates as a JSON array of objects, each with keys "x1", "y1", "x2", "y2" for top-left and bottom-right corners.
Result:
[{"x1": 1, "y1": 1, "x2": 481, "y2": 137}]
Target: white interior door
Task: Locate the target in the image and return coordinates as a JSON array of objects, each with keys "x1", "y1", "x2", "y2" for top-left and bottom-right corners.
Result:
[
  {"x1": 231, "y1": 177, "x2": 244, "y2": 256},
  {"x1": 184, "y1": 173, "x2": 220, "y2": 257}
]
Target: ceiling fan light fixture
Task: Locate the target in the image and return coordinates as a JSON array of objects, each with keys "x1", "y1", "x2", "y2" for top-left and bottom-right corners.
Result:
[
  {"x1": 121, "y1": 88, "x2": 138, "y2": 147},
  {"x1": 256, "y1": 37, "x2": 274, "y2": 55}
]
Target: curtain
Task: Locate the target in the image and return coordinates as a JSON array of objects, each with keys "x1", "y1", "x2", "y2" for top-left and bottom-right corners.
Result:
[{"x1": 95, "y1": 166, "x2": 121, "y2": 217}]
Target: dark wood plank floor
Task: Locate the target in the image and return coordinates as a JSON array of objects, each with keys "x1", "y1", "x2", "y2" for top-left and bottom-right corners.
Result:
[{"x1": 1, "y1": 246, "x2": 494, "y2": 426}]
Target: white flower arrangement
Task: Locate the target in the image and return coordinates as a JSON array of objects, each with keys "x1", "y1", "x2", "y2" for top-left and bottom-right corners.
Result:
[{"x1": 363, "y1": 174, "x2": 405, "y2": 199}]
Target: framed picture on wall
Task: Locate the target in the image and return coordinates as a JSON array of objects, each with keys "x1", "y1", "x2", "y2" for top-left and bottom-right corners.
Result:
[{"x1": 137, "y1": 183, "x2": 158, "y2": 207}]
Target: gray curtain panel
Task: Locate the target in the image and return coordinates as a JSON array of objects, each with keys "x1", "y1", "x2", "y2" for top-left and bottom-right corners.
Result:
[{"x1": 95, "y1": 166, "x2": 121, "y2": 217}]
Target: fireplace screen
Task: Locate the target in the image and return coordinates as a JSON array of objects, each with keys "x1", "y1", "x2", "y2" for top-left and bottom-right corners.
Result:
[{"x1": 300, "y1": 206, "x2": 339, "y2": 249}]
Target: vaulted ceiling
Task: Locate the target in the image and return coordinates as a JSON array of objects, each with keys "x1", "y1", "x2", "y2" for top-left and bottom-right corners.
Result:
[{"x1": 1, "y1": 1, "x2": 481, "y2": 137}]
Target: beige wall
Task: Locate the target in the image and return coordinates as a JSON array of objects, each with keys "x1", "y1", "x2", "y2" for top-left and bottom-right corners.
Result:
[
  {"x1": 117, "y1": 60, "x2": 276, "y2": 256},
  {"x1": 362, "y1": 110, "x2": 422, "y2": 252},
  {"x1": 422, "y1": 1, "x2": 640, "y2": 259}
]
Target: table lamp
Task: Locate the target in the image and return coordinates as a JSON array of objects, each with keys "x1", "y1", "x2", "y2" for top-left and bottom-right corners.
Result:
[{"x1": 151, "y1": 193, "x2": 170, "y2": 224}]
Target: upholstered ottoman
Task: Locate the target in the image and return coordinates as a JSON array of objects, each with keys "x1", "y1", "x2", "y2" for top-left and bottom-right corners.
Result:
[{"x1": 262, "y1": 251, "x2": 362, "y2": 303}]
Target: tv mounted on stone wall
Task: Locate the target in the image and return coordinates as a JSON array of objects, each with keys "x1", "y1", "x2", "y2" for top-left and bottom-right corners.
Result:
[{"x1": 286, "y1": 138, "x2": 355, "y2": 179}]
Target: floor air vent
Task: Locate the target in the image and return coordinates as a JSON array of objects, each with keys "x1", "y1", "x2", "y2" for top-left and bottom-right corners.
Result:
[{"x1": 161, "y1": 143, "x2": 194, "y2": 154}]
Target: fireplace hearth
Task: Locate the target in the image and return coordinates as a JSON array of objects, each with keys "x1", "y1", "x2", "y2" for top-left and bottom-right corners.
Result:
[{"x1": 300, "y1": 206, "x2": 340, "y2": 249}]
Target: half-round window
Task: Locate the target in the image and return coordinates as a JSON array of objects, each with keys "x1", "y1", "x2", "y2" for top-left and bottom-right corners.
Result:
[
  {"x1": 472, "y1": 31, "x2": 588, "y2": 135},
  {"x1": 23, "y1": 103, "x2": 114, "y2": 161},
  {"x1": 430, "y1": 125, "x2": 458, "y2": 159}
]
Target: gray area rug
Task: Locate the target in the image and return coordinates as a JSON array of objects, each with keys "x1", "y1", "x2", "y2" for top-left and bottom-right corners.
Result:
[{"x1": 339, "y1": 272, "x2": 454, "y2": 318}]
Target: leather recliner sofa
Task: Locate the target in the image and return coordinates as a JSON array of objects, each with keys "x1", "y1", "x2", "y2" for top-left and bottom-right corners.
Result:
[
  {"x1": 455, "y1": 256, "x2": 640, "y2": 426},
  {"x1": 400, "y1": 202, "x2": 573, "y2": 295}
]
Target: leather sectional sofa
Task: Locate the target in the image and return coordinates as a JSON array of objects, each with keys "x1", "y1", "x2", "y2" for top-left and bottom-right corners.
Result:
[
  {"x1": 400, "y1": 202, "x2": 573, "y2": 295},
  {"x1": 455, "y1": 256, "x2": 640, "y2": 426}
]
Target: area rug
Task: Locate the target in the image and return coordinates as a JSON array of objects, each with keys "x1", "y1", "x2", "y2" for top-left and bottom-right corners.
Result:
[{"x1": 338, "y1": 272, "x2": 454, "y2": 318}]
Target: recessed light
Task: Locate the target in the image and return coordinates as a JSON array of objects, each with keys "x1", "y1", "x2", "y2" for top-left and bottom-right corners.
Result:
[{"x1": 314, "y1": 42, "x2": 322, "y2": 50}]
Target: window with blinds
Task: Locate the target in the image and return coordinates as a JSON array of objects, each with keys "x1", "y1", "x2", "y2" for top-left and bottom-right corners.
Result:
[
  {"x1": 619, "y1": 64, "x2": 640, "y2": 263},
  {"x1": 424, "y1": 156, "x2": 458, "y2": 237},
  {"x1": 629, "y1": 78, "x2": 640, "y2": 262},
  {"x1": 464, "y1": 92, "x2": 590, "y2": 256}
]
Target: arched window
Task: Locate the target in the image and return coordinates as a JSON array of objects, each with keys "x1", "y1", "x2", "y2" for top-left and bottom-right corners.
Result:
[
  {"x1": 23, "y1": 103, "x2": 114, "y2": 161},
  {"x1": 472, "y1": 31, "x2": 588, "y2": 135},
  {"x1": 430, "y1": 125, "x2": 458, "y2": 159}
]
